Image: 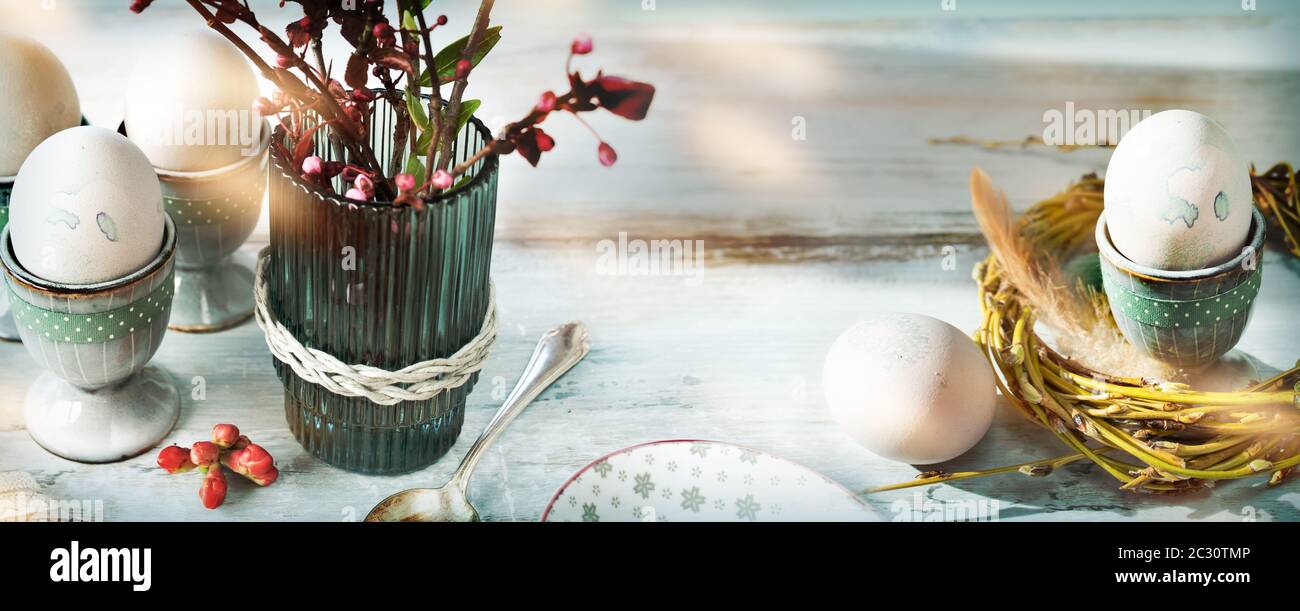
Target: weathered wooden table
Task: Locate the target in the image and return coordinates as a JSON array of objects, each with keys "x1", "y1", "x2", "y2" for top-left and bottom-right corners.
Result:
[{"x1": 2, "y1": 1, "x2": 1298, "y2": 521}]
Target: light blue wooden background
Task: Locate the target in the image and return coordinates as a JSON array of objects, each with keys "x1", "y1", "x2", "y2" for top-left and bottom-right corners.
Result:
[{"x1": 1, "y1": 0, "x2": 1298, "y2": 521}]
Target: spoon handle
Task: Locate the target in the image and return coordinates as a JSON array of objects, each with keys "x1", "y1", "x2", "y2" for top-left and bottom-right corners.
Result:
[{"x1": 452, "y1": 321, "x2": 590, "y2": 490}]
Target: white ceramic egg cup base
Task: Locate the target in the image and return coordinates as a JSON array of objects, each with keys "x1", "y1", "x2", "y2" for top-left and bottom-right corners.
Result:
[
  {"x1": 24, "y1": 366, "x2": 180, "y2": 463},
  {"x1": 169, "y1": 259, "x2": 255, "y2": 333}
]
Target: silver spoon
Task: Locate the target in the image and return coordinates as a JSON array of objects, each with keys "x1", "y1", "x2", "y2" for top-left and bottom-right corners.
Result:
[{"x1": 365, "y1": 321, "x2": 590, "y2": 522}]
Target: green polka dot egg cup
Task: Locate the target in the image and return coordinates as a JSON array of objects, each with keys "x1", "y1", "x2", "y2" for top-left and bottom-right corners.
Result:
[
  {"x1": 0, "y1": 216, "x2": 179, "y2": 463},
  {"x1": 137, "y1": 120, "x2": 268, "y2": 333},
  {"x1": 1096, "y1": 207, "x2": 1265, "y2": 368}
]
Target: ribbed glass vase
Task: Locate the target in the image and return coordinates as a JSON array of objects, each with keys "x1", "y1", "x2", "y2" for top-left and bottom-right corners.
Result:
[{"x1": 267, "y1": 96, "x2": 498, "y2": 474}]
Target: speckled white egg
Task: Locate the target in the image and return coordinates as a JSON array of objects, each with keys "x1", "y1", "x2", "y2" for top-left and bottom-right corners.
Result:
[
  {"x1": 9, "y1": 126, "x2": 166, "y2": 285},
  {"x1": 0, "y1": 31, "x2": 80, "y2": 177},
  {"x1": 124, "y1": 28, "x2": 261, "y2": 172},
  {"x1": 1103, "y1": 110, "x2": 1252, "y2": 271},
  {"x1": 823, "y1": 313, "x2": 996, "y2": 465}
]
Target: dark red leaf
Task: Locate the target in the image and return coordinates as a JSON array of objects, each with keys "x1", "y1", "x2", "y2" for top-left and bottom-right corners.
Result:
[
  {"x1": 285, "y1": 17, "x2": 312, "y2": 48},
  {"x1": 512, "y1": 127, "x2": 554, "y2": 167},
  {"x1": 591, "y1": 74, "x2": 655, "y2": 121},
  {"x1": 368, "y1": 48, "x2": 415, "y2": 78},
  {"x1": 344, "y1": 53, "x2": 369, "y2": 89},
  {"x1": 291, "y1": 123, "x2": 325, "y2": 171}
]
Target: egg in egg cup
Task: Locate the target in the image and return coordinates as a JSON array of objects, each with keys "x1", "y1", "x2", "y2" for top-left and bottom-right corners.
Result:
[
  {"x1": 0, "y1": 216, "x2": 180, "y2": 463},
  {"x1": 0, "y1": 116, "x2": 90, "y2": 342},
  {"x1": 1096, "y1": 207, "x2": 1266, "y2": 368},
  {"x1": 143, "y1": 120, "x2": 269, "y2": 333}
]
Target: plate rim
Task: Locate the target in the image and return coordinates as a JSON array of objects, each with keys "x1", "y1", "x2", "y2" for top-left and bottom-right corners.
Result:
[{"x1": 539, "y1": 438, "x2": 871, "y2": 522}]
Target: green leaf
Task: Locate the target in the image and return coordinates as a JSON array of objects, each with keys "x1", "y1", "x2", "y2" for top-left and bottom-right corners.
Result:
[
  {"x1": 404, "y1": 155, "x2": 426, "y2": 190},
  {"x1": 448, "y1": 172, "x2": 474, "y2": 193},
  {"x1": 453, "y1": 99, "x2": 480, "y2": 136},
  {"x1": 413, "y1": 100, "x2": 480, "y2": 159},
  {"x1": 416, "y1": 127, "x2": 433, "y2": 154},
  {"x1": 418, "y1": 26, "x2": 502, "y2": 87},
  {"x1": 405, "y1": 90, "x2": 430, "y2": 133}
]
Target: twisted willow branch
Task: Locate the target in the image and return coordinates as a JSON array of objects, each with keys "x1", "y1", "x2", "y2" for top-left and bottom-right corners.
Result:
[
  {"x1": 873, "y1": 171, "x2": 1300, "y2": 495},
  {"x1": 252, "y1": 249, "x2": 497, "y2": 406}
]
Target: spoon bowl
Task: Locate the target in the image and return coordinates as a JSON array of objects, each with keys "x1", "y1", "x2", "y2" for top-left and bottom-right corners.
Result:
[{"x1": 366, "y1": 321, "x2": 590, "y2": 522}]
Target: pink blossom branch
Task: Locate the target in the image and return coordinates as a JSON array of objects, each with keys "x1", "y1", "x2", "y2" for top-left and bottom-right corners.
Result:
[
  {"x1": 185, "y1": 0, "x2": 393, "y2": 199},
  {"x1": 436, "y1": 0, "x2": 496, "y2": 173}
]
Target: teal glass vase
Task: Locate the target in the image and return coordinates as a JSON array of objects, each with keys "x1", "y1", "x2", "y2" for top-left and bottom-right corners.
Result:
[{"x1": 267, "y1": 97, "x2": 498, "y2": 474}]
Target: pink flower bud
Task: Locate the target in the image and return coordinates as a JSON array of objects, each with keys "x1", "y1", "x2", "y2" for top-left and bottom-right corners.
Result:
[
  {"x1": 571, "y1": 34, "x2": 593, "y2": 55},
  {"x1": 436, "y1": 15, "x2": 448, "y2": 26},
  {"x1": 302, "y1": 156, "x2": 323, "y2": 176},
  {"x1": 351, "y1": 88, "x2": 376, "y2": 102},
  {"x1": 536, "y1": 91, "x2": 557, "y2": 113},
  {"x1": 275, "y1": 54, "x2": 294, "y2": 69},
  {"x1": 157, "y1": 445, "x2": 195, "y2": 474},
  {"x1": 454, "y1": 59, "x2": 472, "y2": 80},
  {"x1": 395, "y1": 173, "x2": 416, "y2": 192},
  {"x1": 190, "y1": 441, "x2": 220, "y2": 470},
  {"x1": 536, "y1": 129, "x2": 555, "y2": 152},
  {"x1": 598, "y1": 142, "x2": 618, "y2": 167},
  {"x1": 212, "y1": 423, "x2": 240, "y2": 449},
  {"x1": 199, "y1": 465, "x2": 227, "y2": 509},
  {"x1": 430, "y1": 169, "x2": 453, "y2": 191},
  {"x1": 354, "y1": 173, "x2": 375, "y2": 196},
  {"x1": 345, "y1": 187, "x2": 370, "y2": 201},
  {"x1": 222, "y1": 444, "x2": 279, "y2": 486}
]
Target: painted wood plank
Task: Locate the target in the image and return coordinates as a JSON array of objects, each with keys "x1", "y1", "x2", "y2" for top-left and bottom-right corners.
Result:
[{"x1": 0, "y1": 1, "x2": 1297, "y2": 522}]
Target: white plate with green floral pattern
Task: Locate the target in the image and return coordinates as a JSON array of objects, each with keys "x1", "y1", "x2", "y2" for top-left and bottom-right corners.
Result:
[{"x1": 542, "y1": 440, "x2": 877, "y2": 522}]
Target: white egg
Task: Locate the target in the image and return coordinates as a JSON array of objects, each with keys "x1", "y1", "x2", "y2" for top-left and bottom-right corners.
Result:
[
  {"x1": 124, "y1": 28, "x2": 261, "y2": 172},
  {"x1": 0, "y1": 31, "x2": 80, "y2": 177},
  {"x1": 1103, "y1": 110, "x2": 1252, "y2": 271},
  {"x1": 823, "y1": 313, "x2": 996, "y2": 465},
  {"x1": 9, "y1": 126, "x2": 166, "y2": 285}
]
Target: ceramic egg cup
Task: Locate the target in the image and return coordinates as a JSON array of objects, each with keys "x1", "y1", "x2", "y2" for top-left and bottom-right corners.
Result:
[
  {"x1": 121, "y1": 121, "x2": 268, "y2": 333},
  {"x1": 0, "y1": 216, "x2": 180, "y2": 463},
  {"x1": 1096, "y1": 207, "x2": 1266, "y2": 368},
  {"x1": 0, "y1": 118, "x2": 89, "y2": 341}
]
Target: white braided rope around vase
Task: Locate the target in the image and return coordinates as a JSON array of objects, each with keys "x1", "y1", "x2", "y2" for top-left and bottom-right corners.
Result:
[{"x1": 252, "y1": 248, "x2": 497, "y2": 406}]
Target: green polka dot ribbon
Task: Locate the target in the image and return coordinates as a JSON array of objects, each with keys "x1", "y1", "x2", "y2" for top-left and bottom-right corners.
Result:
[
  {"x1": 164, "y1": 179, "x2": 258, "y2": 227},
  {"x1": 6, "y1": 271, "x2": 174, "y2": 344},
  {"x1": 1104, "y1": 269, "x2": 1263, "y2": 329}
]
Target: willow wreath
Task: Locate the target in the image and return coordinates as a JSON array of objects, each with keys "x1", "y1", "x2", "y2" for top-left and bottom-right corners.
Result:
[{"x1": 873, "y1": 164, "x2": 1300, "y2": 495}]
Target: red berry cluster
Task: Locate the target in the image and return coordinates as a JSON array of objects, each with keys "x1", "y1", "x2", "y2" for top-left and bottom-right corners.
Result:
[{"x1": 156, "y1": 424, "x2": 279, "y2": 509}]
